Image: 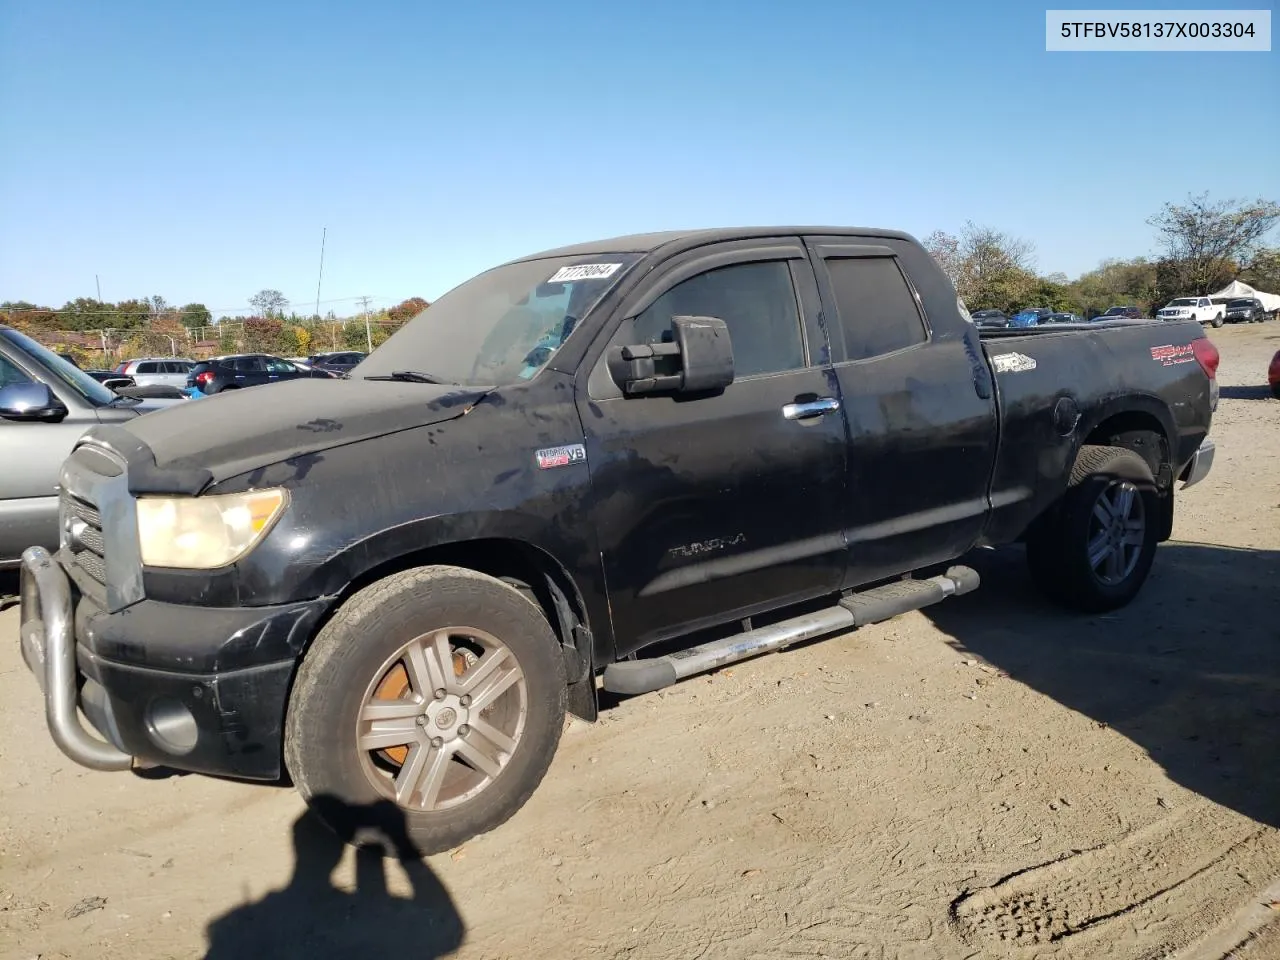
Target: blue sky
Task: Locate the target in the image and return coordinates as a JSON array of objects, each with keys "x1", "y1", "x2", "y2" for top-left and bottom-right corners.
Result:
[{"x1": 1, "y1": 0, "x2": 1276, "y2": 317}]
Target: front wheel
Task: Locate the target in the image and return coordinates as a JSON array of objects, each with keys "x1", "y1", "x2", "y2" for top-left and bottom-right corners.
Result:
[
  {"x1": 1026, "y1": 445, "x2": 1160, "y2": 613},
  {"x1": 1211, "y1": 313, "x2": 1224, "y2": 328},
  {"x1": 285, "y1": 565, "x2": 567, "y2": 855}
]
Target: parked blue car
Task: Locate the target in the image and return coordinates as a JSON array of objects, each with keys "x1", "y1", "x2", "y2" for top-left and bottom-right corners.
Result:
[{"x1": 1009, "y1": 307, "x2": 1053, "y2": 328}]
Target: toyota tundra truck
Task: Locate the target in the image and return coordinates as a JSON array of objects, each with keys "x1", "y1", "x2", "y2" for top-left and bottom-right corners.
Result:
[{"x1": 18, "y1": 226, "x2": 1219, "y2": 855}]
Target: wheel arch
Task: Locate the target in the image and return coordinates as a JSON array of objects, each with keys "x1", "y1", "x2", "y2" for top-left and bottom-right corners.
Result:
[
  {"x1": 1080, "y1": 407, "x2": 1175, "y2": 540},
  {"x1": 302, "y1": 533, "x2": 599, "y2": 722}
]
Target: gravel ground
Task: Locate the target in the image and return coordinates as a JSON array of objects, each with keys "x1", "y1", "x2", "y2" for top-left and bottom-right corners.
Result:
[{"x1": 1, "y1": 322, "x2": 1278, "y2": 960}]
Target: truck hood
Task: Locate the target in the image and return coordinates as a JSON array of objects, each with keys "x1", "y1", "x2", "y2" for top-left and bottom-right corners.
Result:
[{"x1": 118, "y1": 377, "x2": 490, "y2": 485}]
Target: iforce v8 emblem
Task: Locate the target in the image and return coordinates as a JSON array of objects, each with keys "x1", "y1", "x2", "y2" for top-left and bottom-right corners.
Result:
[{"x1": 536, "y1": 443, "x2": 587, "y2": 470}]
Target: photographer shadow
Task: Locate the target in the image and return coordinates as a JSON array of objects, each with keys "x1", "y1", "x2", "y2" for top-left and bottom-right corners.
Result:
[{"x1": 203, "y1": 796, "x2": 465, "y2": 959}]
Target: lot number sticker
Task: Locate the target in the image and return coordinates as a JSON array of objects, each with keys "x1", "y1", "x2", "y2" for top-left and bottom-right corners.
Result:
[{"x1": 547, "y1": 263, "x2": 622, "y2": 283}]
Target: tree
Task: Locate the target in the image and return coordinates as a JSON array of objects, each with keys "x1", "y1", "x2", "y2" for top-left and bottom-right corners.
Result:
[
  {"x1": 923, "y1": 231, "x2": 962, "y2": 286},
  {"x1": 1067, "y1": 257, "x2": 1159, "y2": 316},
  {"x1": 925, "y1": 222, "x2": 1038, "y2": 312},
  {"x1": 2, "y1": 300, "x2": 58, "y2": 333},
  {"x1": 1147, "y1": 192, "x2": 1280, "y2": 295},
  {"x1": 150, "y1": 295, "x2": 170, "y2": 315},
  {"x1": 386, "y1": 297, "x2": 430, "y2": 325},
  {"x1": 248, "y1": 289, "x2": 288, "y2": 318},
  {"x1": 179, "y1": 303, "x2": 213, "y2": 329},
  {"x1": 1239, "y1": 247, "x2": 1280, "y2": 293},
  {"x1": 113, "y1": 299, "x2": 152, "y2": 330},
  {"x1": 242, "y1": 316, "x2": 288, "y2": 354}
]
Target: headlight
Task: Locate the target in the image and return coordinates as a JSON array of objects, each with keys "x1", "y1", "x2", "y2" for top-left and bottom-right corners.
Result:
[{"x1": 136, "y1": 489, "x2": 289, "y2": 569}]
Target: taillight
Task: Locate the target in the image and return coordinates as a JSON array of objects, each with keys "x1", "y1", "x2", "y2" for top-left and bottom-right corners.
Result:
[
  {"x1": 1191, "y1": 338, "x2": 1219, "y2": 379},
  {"x1": 195, "y1": 371, "x2": 214, "y2": 385}
]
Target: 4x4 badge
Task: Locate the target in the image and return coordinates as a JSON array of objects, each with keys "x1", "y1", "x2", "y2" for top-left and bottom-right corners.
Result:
[{"x1": 536, "y1": 444, "x2": 587, "y2": 469}]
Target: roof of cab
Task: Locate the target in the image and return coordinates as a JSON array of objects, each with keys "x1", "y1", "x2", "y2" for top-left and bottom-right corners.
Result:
[{"x1": 510, "y1": 226, "x2": 919, "y2": 263}]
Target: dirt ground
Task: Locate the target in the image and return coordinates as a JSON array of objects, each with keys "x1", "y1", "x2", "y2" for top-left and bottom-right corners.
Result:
[{"x1": 2, "y1": 323, "x2": 1278, "y2": 960}]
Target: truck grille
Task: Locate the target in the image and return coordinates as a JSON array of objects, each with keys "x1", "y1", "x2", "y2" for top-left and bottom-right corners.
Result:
[{"x1": 63, "y1": 492, "x2": 108, "y2": 589}]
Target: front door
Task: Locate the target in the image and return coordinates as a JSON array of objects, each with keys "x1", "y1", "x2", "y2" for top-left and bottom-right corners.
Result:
[
  {"x1": 805, "y1": 237, "x2": 999, "y2": 588},
  {"x1": 0, "y1": 352, "x2": 100, "y2": 560},
  {"x1": 579, "y1": 240, "x2": 849, "y2": 657}
]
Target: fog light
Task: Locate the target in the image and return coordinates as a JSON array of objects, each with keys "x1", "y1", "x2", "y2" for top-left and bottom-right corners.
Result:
[{"x1": 144, "y1": 697, "x2": 199, "y2": 755}]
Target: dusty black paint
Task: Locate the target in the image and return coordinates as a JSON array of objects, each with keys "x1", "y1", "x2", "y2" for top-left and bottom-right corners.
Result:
[{"x1": 48, "y1": 226, "x2": 1216, "y2": 781}]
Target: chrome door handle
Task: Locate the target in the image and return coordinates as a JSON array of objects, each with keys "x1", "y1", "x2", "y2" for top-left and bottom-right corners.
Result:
[{"x1": 782, "y1": 397, "x2": 840, "y2": 420}]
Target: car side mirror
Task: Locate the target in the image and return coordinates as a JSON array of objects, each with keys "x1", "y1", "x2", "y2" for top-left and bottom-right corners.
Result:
[
  {"x1": 0, "y1": 382, "x2": 68, "y2": 422},
  {"x1": 609, "y1": 315, "x2": 735, "y2": 396}
]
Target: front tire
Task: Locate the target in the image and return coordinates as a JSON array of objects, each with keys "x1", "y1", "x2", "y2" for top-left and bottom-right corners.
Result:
[
  {"x1": 285, "y1": 565, "x2": 567, "y2": 855},
  {"x1": 1211, "y1": 313, "x2": 1224, "y2": 328},
  {"x1": 1026, "y1": 445, "x2": 1160, "y2": 613}
]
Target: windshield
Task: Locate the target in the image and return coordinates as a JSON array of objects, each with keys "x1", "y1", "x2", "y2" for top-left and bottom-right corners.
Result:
[
  {"x1": 1168, "y1": 298, "x2": 1197, "y2": 307},
  {"x1": 1227, "y1": 299, "x2": 1254, "y2": 307},
  {"x1": 1103, "y1": 307, "x2": 1126, "y2": 314},
  {"x1": 0, "y1": 328, "x2": 117, "y2": 405},
  {"x1": 356, "y1": 254, "x2": 643, "y2": 386}
]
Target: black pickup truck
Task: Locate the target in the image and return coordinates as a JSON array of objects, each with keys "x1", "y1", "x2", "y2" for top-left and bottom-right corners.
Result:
[{"x1": 18, "y1": 226, "x2": 1218, "y2": 855}]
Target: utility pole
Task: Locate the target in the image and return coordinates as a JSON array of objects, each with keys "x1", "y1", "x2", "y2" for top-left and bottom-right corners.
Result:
[
  {"x1": 95, "y1": 275, "x2": 102, "y2": 301},
  {"x1": 358, "y1": 295, "x2": 373, "y2": 351},
  {"x1": 314, "y1": 227, "x2": 326, "y2": 320}
]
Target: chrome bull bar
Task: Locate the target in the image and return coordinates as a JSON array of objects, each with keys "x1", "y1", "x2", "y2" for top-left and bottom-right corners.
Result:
[{"x1": 19, "y1": 546, "x2": 132, "y2": 771}]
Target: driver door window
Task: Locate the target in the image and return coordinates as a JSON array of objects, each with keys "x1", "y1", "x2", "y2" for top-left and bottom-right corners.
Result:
[
  {"x1": 0, "y1": 355, "x2": 33, "y2": 390},
  {"x1": 613, "y1": 261, "x2": 806, "y2": 378}
]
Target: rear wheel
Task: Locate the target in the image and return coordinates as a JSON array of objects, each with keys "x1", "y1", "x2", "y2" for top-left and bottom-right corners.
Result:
[
  {"x1": 1026, "y1": 445, "x2": 1160, "y2": 613},
  {"x1": 285, "y1": 566, "x2": 567, "y2": 855}
]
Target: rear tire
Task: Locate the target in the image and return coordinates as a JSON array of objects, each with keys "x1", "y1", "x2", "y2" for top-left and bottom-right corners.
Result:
[
  {"x1": 1026, "y1": 445, "x2": 1160, "y2": 613},
  {"x1": 284, "y1": 565, "x2": 567, "y2": 856}
]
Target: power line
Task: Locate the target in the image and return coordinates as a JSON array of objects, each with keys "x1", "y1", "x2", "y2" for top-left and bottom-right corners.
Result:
[{"x1": 1, "y1": 295, "x2": 393, "y2": 317}]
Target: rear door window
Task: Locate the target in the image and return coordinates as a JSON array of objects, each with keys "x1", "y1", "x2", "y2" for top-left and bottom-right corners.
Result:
[{"x1": 821, "y1": 257, "x2": 928, "y2": 362}]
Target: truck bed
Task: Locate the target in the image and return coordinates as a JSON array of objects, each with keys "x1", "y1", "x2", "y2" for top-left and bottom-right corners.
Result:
[{"x1": 974, "y1": 315, "x2": 1213, "y2": 546}]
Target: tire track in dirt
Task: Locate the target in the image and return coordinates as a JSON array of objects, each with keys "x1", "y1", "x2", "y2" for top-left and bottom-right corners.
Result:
[{"x1": 950, "y1": 802, "x2": 1280, "y2": 957}]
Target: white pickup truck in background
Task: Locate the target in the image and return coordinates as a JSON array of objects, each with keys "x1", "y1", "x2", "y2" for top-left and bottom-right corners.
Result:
[{"x1": 1157, "y1": 296, "x2": 1225, "y2": 327}]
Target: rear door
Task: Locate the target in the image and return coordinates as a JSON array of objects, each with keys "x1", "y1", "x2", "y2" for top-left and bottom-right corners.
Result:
[
  {"x1": 231, "y1": 355, "x2": 269, "y2": 386},
  {"x1": 162, "y1": 361, "x2": 190, "y2": 387},
  {"x1": 578, "y1": 239, "x2": 848, "y2": 656},
  {"x1": 133, "y1": 360, "x2": 160, "y2": 385},
  {"x1": 805, "y1": 237, "x2": 999, "y2": 588}
]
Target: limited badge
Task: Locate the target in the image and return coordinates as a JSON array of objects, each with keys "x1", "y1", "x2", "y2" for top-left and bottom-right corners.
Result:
[{"x1": 536, "y1": 443, "x2": 587, "y2": 469}]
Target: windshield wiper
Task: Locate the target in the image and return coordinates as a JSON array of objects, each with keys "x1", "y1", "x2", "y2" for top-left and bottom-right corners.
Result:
[
  {"x1": 108, "y1": 393, "x2": 143, "y2": 406},
  {"x1": 364, "y1": 370, "x2": 455, "y2": 384}
]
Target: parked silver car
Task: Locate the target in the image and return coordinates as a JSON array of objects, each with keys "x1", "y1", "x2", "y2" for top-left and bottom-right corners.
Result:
[
  {"x1": 115, "y1": 357, "x2": 195, "y2": 389},
  {"x1": 0, "y1": 328, "x2": 180, "y2": 567}
]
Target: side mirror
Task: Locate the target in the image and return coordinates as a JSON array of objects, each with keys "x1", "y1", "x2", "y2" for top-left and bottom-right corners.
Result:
[
  {"x1": 609, "y1": 315, "x2": 735, "y2": 396},
  {"x1": 0, "y1": 382, "x2": 68, "y2": 422}
]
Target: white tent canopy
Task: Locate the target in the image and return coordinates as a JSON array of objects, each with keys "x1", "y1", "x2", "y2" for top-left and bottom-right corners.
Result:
[{"x1": 1210, "y1": 280, "x2": 1280, "y2": 313}]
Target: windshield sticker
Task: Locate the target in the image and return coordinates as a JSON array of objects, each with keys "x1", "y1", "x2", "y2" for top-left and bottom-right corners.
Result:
[
  {"x1": 547, "y1": 263, "x2": 622, "y2": 283},
  {"x1": 991, "y1": 352, "x2": 1037, "y2": 374},
  {"x1": 536, "y1": 443, "x2": 587, "y2": 470},
  {"x1": 1150, "y1": 344, "x2": 1195, "y2": 366}
]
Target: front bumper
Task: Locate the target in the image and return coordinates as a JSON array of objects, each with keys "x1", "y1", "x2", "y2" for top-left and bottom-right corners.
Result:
[
  {"x1": 1180, "y1": 438, "x2": 1216, "y2": 490},
  {"x1": 19, "y1": 546, "x2": 330, "y2": 780}
]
